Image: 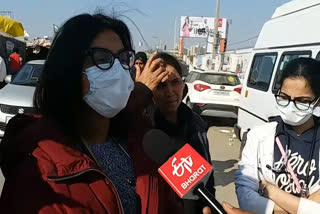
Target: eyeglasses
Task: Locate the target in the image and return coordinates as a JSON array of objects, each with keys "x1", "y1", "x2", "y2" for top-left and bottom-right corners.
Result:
[
  {"x1": 275, "y1": 93, "x2": 318, "y2": 111},
  {"x1": 84, "y1": 48, "x2": 135, "y2": 70}
]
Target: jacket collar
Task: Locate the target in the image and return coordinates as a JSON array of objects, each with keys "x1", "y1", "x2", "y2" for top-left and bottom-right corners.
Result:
[{"x1": 154, "y1": 103, "x2": 192, "y2": 136}]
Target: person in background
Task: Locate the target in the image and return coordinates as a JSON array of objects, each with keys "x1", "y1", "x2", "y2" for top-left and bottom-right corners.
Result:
[
  {"x1": 152, "y1": 53, "x2": 215, "y2": 213},
  {"x1": 135, "y1": 51, "x2": 147, "y2": 71},
  {"x1": 235, "y1": 58, "x2": 320, "y2": 214},
  {"x1": 8, "y1": 47, "x2": 22, "y2": 75},
  {"x1": 0, "y1": 55, "x2": 7, "y2": 88},
  {"x1": 0, "y1": 13, "x2": 148, "y2": 214},
  {"x1": 128, "y1": 52, "x2": 214, "y2": 214}
]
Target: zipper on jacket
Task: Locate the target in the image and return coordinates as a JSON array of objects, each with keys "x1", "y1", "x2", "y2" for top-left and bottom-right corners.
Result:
[{"x1": 48, "y1": 168, "x2": 125, "y2": 214}]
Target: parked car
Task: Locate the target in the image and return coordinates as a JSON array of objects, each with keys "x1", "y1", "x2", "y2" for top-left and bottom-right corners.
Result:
[
  {"x1": 0, "y1": 60, "x2": 44, "y2": 137},
  {"x1": 235, "y1": 0, "x2": 320, "y2": 144},
  {"x1": 184, "y1": 70, "x2": 242, "y2": 119}
]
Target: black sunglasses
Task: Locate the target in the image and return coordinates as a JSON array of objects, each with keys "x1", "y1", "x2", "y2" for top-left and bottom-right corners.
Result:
[{"x1": 84, "y1": 48, "x2": 135, "y2": 70}]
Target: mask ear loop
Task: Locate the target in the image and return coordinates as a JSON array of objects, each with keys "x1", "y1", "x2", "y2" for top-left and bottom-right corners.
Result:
[{"x1": 312, "y1": 97, "x2": 320, "y2": 108}]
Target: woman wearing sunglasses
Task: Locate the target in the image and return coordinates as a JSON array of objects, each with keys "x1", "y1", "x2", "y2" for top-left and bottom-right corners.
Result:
[
  {"x1": 235, "y1": 58, "x2": 320, "y2": 214},
  {"x1": 0, "y1": 13, "x2": 167, "y2": 214}
]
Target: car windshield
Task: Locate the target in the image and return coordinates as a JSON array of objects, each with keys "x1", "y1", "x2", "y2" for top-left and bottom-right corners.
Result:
[
  {"x1": 11, "y1": 63, "x2": 43, "y2": 86},
  {"x1": 199, "y1": 73, "x2": 240, "y2": 86}
]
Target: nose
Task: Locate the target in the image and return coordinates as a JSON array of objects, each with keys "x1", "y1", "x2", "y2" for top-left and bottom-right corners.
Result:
[{"x1": 165, "y1": 83, "x2": 175, "y2": 95}]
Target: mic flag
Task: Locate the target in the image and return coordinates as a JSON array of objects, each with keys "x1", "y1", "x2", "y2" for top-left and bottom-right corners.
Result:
[{"x1": 158, "y1": 143, "x2": 213, "y2": 200}]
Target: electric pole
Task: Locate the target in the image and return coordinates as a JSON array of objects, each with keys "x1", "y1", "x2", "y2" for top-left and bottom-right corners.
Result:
[{"x1": 212, "y1": 0, "x2": 220, "y2": 59}]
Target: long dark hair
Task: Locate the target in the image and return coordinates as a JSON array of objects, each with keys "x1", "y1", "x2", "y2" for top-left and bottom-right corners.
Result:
[
  {"x1": 280, "y1": 58, "x2": 320, "y2": 97},
  {"x1": 34, "y1": 13, "x2": 133, "y2": 136}
]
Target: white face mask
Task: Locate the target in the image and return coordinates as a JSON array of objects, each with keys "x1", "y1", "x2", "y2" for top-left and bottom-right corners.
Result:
[
  {"x1": 83, "y1": 59, "x2": 134, "y2": 118},
  {"x1": 277, "y1": 102, "x2": 313, "y2": 126},
  {"x1": 313, "y1": 106, "x2": 320, "y2": 117}
]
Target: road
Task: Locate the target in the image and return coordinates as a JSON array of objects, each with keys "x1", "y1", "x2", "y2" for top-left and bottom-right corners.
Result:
[
  {"x1": 206, "y1": 117, "x2": 240, "y2": 207},
  {"x1": 0, "y1": 168, "x2": 3, "y2": 196},
  {"x1": 0, "y1": 117, "x2": 241, "y2": 206}
]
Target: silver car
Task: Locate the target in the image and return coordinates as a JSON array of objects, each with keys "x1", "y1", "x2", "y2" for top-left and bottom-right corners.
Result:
[{"x1": 0, "y1": 60, "x2": 44, "y2": 137}]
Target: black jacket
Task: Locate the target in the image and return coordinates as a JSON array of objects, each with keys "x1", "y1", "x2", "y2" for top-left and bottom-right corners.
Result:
[{"x1": 154, "y1": 103, "x2": 216, "y2": 214}]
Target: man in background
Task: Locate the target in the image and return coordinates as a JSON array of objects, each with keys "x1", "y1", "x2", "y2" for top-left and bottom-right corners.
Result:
[{"x1": 9, "y1": 48, "x2": 22, "y2": 75}]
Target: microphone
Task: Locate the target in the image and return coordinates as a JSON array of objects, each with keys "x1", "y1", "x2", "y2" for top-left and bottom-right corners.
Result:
[
  {"x1": 142, "y1": 129, "x2": 181, "y2": 164},
  {"x1": 142, "y1": 129, "x2": 227, "y2": 214}
]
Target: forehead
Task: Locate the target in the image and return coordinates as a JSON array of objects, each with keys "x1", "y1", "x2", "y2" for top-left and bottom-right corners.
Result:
[
  {"x1": 135, "y1": 59, "x2": 144, "y2": 63},
  {"x1": 166, "y1": 64, "x2": 181, "y2": 80},
  {"x1": 90, "y1": 30, "x2": 124, "y2": 54},
  {"x1": 281, "y1": 77, "x2": 314, "y2": 98}
]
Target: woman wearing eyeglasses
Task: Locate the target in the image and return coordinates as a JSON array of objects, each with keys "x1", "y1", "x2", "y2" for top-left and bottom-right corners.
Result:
[
  {"x1": 235, "y1": 58, "x2": 320, "y2": 214},
  {"x1": 0, "y1": 14, "x2": 168, "y2": 214}
]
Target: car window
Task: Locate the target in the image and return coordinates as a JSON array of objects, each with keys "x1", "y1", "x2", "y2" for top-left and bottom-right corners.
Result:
[
  {"x1": 12, "y1": 63, "x2": 44, "y2": 86},
  {"x1": 189, "y1": 72, "x2": 200, "y2": 83},
  {"x1": 199, "y1": 73, "x2": 240, "y2": 86},
  {"x1": 184, "y1": 72, "x2": 193, "y2": 82},
  {"x1": 272, "y1": 51, "x2": 311, "y2": 93},
  {"x1": 247, "y1": 53, "x2": 277, "y2": 91},
  {"x1": 316, "y1": 51, "x2": 320, "y2": 61}
]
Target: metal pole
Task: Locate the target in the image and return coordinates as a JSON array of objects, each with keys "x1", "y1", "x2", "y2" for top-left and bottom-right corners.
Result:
[
  {"x1": 173, "y1": 17, "x2": 178, "y2": 50},
  {"x1": 212, "y1": 0, "x2": 221, "y2": 59}
]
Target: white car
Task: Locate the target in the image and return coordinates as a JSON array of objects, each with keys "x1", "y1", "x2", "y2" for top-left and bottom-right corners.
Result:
[
  {"x1": 0, "y1": 60, "x2": 44, "y2": 137},
  {"x1": 184, "y1": 70, "x2": 242, "y2": 119}
]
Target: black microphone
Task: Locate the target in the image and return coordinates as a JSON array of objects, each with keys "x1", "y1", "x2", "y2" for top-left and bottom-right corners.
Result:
[
  {"x1": 142, "y1": 129, "x2": 181, "y2": 164},
  {"x1": 142, "y1": 129, "x2": 227, "y2": 214}
]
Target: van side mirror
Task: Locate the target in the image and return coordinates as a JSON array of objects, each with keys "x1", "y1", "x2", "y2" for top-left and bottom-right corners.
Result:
[{"x1": 5, "y1": 75, "x2": 12, "y2": 84}]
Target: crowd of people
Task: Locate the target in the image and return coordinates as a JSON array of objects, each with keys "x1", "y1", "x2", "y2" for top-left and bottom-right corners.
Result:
[{"x1": 0, "y1": 12, "x2": 319, "y2": 214}]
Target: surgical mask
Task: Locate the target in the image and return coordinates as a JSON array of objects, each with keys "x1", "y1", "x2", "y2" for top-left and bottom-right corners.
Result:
[
  {"x1": 83, "y1": 59, "x2": 134, "y2": 118},
  {"x1": 313, "y1": 106, "x2": 320, "y2": 117},
  {"x1": 277, "y1": 102, "x2": 313, "y2": 126}
]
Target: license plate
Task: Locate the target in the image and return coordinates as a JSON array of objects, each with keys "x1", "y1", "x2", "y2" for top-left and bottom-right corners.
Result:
[
  {"x1": 5, "y1": 116, "x2": 12, "y2": 124},
  {"x1": 214, "y1": 90, "x2": 229, "y2": 96}
]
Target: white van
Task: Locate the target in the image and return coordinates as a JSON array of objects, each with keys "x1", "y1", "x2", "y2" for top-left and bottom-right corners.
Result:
[{"x1": 235, "y1": 0, "x2": 320, "y2": 143}]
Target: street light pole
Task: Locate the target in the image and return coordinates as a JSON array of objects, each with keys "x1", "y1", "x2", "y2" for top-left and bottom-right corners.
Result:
[
  {"x1": 153, "y1": 36, "x2": 160, "y2": 51},
  {"x1": 212, "y1": 0, "x2": 221, "y2": 59},
  {"x1": 173, "y1": 16, "x2": 179, "y2": 50}
]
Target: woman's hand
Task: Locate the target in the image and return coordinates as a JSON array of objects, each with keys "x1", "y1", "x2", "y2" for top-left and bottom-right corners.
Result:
[
  {"x1": 308, "y1": 190, "x2": 320, "y2": 203},
  {"x1": 135, "y1": 53, "x2": 169, "y2": 92},
  {"x1": 259, "y1": 180, "x2": 276, "y2": 198},
  {"x1": 222, "y1": 202, "x2": 253, "y2": 214},
  {"x1": 259, "y1": 180, "x2": 294, "y2": 214},
  {"x1": 201, "y1": 203, "x2": 254, "y2": 214},
  {"x1": 202, "y1": 206, "x2": 211, "y2": 214}
]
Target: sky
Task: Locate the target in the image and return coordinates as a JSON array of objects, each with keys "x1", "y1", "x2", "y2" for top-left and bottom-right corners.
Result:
[{"x1": 2, "y1": 0, "x2": 291, "y2": 51}]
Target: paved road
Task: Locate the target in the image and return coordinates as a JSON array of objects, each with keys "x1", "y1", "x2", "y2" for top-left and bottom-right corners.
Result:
[
  {"x1": 207, "y1": 117, "x2": 241, "y2": 207},
  {"x1": 0, "y1": 168, "x2": 3, "y2": 196}
]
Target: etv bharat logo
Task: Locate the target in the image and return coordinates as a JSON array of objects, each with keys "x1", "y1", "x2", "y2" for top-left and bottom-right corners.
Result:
[{"x1": 172, "y1": 155, "x2": 193, "y2": 177}]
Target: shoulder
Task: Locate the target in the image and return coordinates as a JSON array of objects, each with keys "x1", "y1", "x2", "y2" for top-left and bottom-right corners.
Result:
[
  {"x1": 1, "y1": 114, "x2": 84, "y2": 177},
  {"x1": 247, "y1": 122, "x2": 278, "y2": 141},
  {"x1": 180, "y1": 103, "x2": 208, "y2": 132},
  {"x1": 191, "y1": 111, "x2": 208, "y2": 132}
]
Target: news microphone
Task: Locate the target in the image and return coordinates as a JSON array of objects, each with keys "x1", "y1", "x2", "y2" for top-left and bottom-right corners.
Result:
[
  {"x1": 142, "y1": 129, "x2": 181, "y2": 164},
  {"x1": 142, "y1": 129, "x2": 227, "y2": 214}
]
